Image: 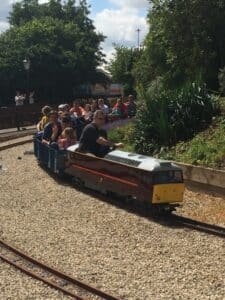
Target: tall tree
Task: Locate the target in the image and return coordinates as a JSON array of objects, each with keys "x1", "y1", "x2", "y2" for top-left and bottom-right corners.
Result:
[
  {"x1": 0, "y1": 0, "x2": 104, "y2": 104},
  {"x1": 108, "y1": 46, "x2": 141, "y2": 95},
  {"x1": 135, "y1": 0, "x2": 225, "y2": 89}
]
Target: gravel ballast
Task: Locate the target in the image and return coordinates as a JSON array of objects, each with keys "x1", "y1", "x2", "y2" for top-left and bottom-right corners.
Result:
[{"x1": 0, "y1": 143, "x2": 225, "y2": 300}]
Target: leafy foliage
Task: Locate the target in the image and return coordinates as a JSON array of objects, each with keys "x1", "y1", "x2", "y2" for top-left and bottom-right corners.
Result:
[
  {"x1": 0, "y1": 0, "x2": 104, "y2": 105},
  {"x1": 159, "y1": 116, "x2": 225, "y2": 169},
  {"x1": 134, "y1": 0, "x2": 225, "y2": 89},
  {"x1": 108, "y1": 122, "x2": 135, "y2": 153},
  {"x1": 219, "y1": 67, "x2": 225, "y2": 94},
  {"x1": 133, "y1": 81, "x2": 218, "y2": 154},
  {"x1": 108, "y1": 46, "x2": 141, "y2": 95}
]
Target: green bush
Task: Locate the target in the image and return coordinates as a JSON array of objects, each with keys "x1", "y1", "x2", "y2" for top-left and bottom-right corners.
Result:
[
  {"x1": 159, "y1": 121, "x2": 225, "y2": 168},
  {"x1": 133, "y1": 81, "x2": 218, "y2": 155},
  {"x1": 108, "y1": 123, "x2": 135, "y2": 152},
  {"x1": 219, "y1": 67, "x2": 225, "y2": 94}
]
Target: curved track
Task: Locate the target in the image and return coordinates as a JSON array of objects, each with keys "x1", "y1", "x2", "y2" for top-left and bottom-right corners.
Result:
[{"x1": 0, "y1": 240, "x2": 120, "y2": 300}]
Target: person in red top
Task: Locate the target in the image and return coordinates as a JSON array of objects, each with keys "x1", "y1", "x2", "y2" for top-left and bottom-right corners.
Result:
[
  {"x1": 112, "y1": 98, "x2": 127, "y2": 118},
  {"x1": 70, "y1": 100, "x2": 85, "y2": 118}
]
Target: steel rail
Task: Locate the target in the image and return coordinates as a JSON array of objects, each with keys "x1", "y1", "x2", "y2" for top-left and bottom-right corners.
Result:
[
  {"x1": 0, "y1": 253, "x2": 85, "y2": 300},
  {"x1": 0, "y1": 137, "x2": 33, "y2": 151},
  {"x1": 0, "y1": 128, "x2": 36, "y2": 142},
  {"x1": 0, "y1": 240, "x2": 120, "y2": 300},
  {"x1": 169, "y1": 214, "x2": 225, "y2": 239}
]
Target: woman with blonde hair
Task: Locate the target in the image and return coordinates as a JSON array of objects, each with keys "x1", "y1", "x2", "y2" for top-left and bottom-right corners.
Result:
[{"x1": 37, "y1": 105, "x2": 52, "y2": 131}]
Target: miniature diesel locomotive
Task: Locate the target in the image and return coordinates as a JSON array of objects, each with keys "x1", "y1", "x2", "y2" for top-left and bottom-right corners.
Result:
[{"x1": 34, "y1": 137, "x2": 185, "y2": 211}]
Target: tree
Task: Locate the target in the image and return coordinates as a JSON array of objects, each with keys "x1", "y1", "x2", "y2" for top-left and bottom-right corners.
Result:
[
  {"x1": 108, "y1": 46, "x2": 141, "y2": 95},
  {"x1": 135, "y1": 0, "x2": 225, "y2": 89},
  {"x1": 0, "y1": 0, "x2": 104, "y2": 105}
]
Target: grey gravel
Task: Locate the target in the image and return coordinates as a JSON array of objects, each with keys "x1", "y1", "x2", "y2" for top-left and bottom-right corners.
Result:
[{"x1": 0, "y1": 143, "x2": 225, "y2": 300}]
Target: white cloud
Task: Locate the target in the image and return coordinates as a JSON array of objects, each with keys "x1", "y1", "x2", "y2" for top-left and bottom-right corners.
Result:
[
  {"x1": 109, "y1": 0, "x2": 149, "y2": 9},
  {"x1": 0, "y1": 0, "x2": 149, "y2": 63},
  {"x1": 95, "y1": 6, "x2": 148, "y2": 62},
  {"x1": 0, "y1": 21, "x2": 10, "y2": 32}
]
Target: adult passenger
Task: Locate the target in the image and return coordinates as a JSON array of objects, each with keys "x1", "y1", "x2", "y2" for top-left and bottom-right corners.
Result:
[
  {"x1": 98, "y1": 98, "x2": 109, "y2": 115},
  {"x1": 70, "y1": 100, "x2": 85, "y2": 118},
  {"x1": 37, "y1": 105, "x2": 52, "y2": 132},
  {"x1": 112, "y1": 98, "x2": 127, "y2": 118},
  {"x1": 126, "y1": 95, "x2": 137, "y2": 117},
  {"x1": 42, "y1": 110, "x2": 62, "y2": 145},
  {"x1": 83, "y1": 103, "x2": 93, "y2": 123},
  {"x1": 78, "y1": 110, "x2": 124, "y2": 157},
  {"x1": 90, "y1": 99, "x2": 98, "y2": 113}
]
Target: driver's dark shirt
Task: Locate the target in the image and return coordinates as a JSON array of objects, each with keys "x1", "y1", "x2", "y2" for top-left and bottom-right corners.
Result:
[
  {"x1": 78, "y1": 123, "x2": 101, "y2": 156},
  {"x1": 78, "y1": 123, "x2": 110, "y2": 157}
]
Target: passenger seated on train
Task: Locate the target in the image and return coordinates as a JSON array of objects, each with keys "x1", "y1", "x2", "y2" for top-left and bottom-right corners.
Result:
[
  {"x1": 60, "y1": 114, "x2": 74, "y2": 130},
  {"x1": 125, "y1": 95, "x2": 137, "y2": 117},
  {"x1": 67, "y1": 112, "x2": 85, "y2": 140},
  {"x1": 70, "y1": 100, "x2": 85, "y2": 118},
  {"x1": 58, "y1": 104, "x2": 70, "y2": 113},
  {"x1": 37, "y1": 105, "x2": 52, "y2": 131},
  {"x1": 42, "y1": 110, "x2": 62, "y2": 145},
  {"x1": 77, "y1": 110, "x2": 124, "y2": 157},
  {"x1": 111, "y1": 98, "x2": 127, "y2": 118},
  {"x1": 58, "y1": 127, "x2": 77, "y2": 150}
]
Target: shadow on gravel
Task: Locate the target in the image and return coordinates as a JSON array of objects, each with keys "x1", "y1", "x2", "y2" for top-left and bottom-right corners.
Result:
[{"x1": 39, "y1": 164, "x2": 225, "y2": 240}]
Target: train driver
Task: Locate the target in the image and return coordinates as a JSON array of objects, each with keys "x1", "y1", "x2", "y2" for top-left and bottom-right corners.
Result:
[{"x1": 78, "y1": 110, "x2": 124, "y2": 157}]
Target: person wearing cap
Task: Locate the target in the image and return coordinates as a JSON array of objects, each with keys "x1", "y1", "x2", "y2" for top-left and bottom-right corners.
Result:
[
  {"x1": 78, "y1": 110, "x2": 124, "y2": 157},
  {"x1": 58, "y1": 104, "x2": 69, "y2": 113}
]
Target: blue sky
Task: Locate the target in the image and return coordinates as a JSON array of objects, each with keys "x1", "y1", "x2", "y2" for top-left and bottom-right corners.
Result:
[{"x1": 0, "y1": 0, "x2": 150, "y2": 61}]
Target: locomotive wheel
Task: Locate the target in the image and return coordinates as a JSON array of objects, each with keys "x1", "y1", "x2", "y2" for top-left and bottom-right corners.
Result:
[
  {"x1": 125, "y1": 196, "x2": 134, "y2": 205},
  {"x1": 151, "y1": 205, "x2": 172, "y2": 216},
  {"x1": 72, "y1": 177, "x2": 84, "y2": 190}
]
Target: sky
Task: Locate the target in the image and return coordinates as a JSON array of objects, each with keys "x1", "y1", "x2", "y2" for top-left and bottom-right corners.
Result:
[{"x1": 0, "y1": 0, "x2": 150, "y2": 62}]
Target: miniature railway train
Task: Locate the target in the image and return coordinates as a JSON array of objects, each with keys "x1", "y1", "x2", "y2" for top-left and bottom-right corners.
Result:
[{"x1": 34, "y1": 137, "x2": 185, "y2": 212}]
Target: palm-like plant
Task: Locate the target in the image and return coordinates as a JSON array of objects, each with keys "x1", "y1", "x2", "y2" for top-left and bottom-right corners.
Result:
[{"x1": 134, "y1": 80, "x2": 217, "y2": 155}]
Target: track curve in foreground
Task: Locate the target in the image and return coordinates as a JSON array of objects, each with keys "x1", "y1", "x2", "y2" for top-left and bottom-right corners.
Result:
[{"x1": 0, "y1": 239, "x2": 120, "y2": 300}]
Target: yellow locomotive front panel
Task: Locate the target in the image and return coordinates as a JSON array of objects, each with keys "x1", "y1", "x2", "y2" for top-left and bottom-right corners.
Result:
[{"x1": 152, "y1": 183, "x2": 185, "y2": 204}]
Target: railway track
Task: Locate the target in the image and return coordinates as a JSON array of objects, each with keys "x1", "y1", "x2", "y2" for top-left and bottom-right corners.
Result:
[
  {"x1": 0, "y1": 135, "x2": 33, "y2": 151},
  {"x1": 0, "y1": 239, "x2": 120, "y2": 300},
  {"x1": 0, "y1": 127, "x2": 36, "y2": 143},
  {"x1": 168, "y1": 214, "x2": 225, "y2": 239},
  {"x1": 1, "y1": 135, "x2": 225, "y2": 299}
]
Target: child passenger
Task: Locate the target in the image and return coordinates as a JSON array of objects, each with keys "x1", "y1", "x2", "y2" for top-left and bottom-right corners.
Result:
[{"x1": 58, "y1": 127, "x2": 77, "y2": 150}]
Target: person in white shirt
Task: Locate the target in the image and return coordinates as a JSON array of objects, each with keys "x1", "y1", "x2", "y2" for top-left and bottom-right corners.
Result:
[
  {"x1": 29, "y1": 91, "x2": 35, "y2": 104},
  {"x1": 98, "y1": 98, "x2": 109, "y2": 115},
  {"x1": 15, "y1": 91, "x2": 24, "y2": 106},
  {"x1": 14, "y1": 91, "x2": 25, "y2": 131}
]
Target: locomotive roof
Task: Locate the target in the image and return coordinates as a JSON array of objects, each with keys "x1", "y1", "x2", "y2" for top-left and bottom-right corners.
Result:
[{"x1": 105, "y1": 150, "x2": 181, "y2": 172}]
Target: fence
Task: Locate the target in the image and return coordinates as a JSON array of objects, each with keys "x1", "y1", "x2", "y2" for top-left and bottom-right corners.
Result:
[{"x1": 0, "y1": 104, "x2": 48, "y2": 129}]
